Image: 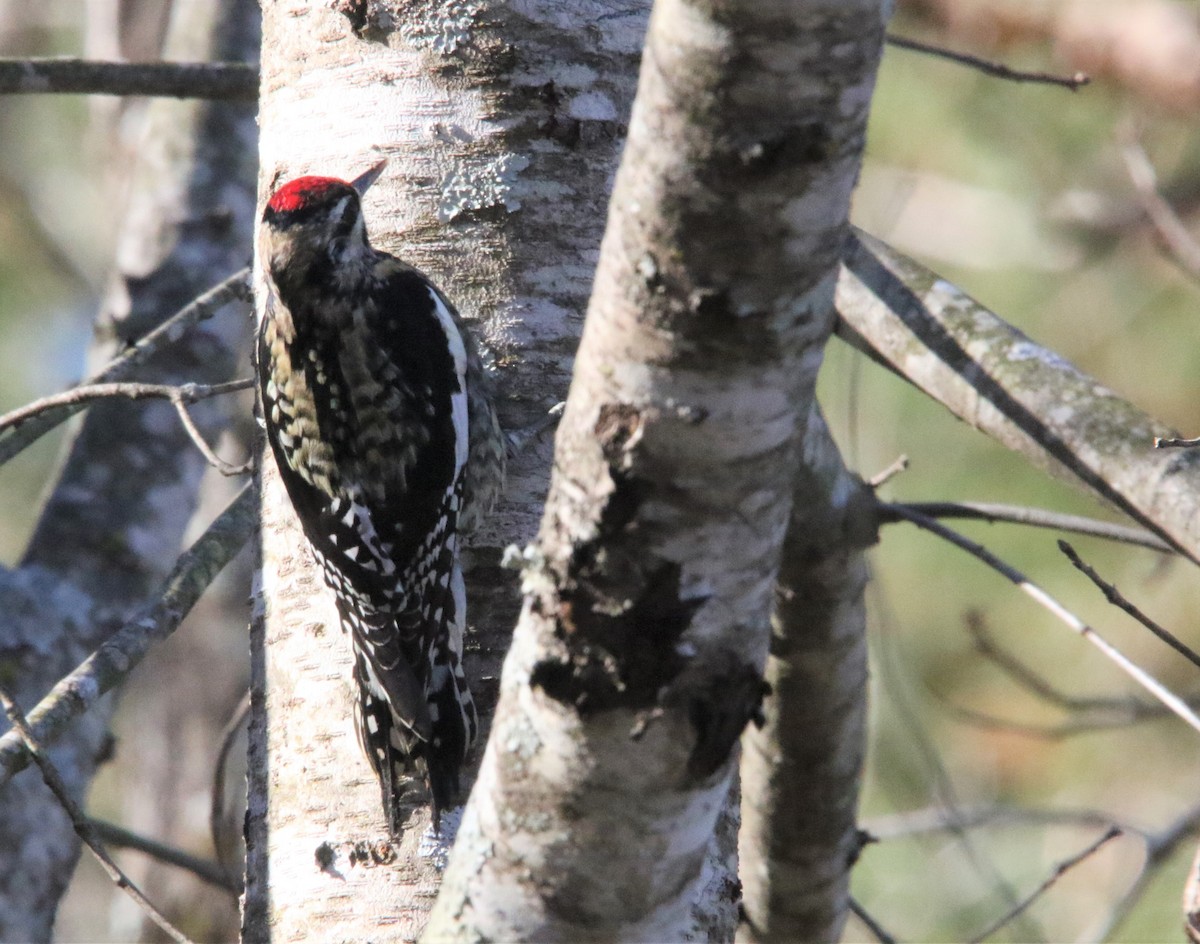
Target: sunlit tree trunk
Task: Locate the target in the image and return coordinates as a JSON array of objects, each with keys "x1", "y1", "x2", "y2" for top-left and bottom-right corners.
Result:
[
  {"x1": 244, "y1": 2, "x2": 648, "y2": 938},
  {"x1": 427, "y1": 1, "x2": 886, "y2": 939}
]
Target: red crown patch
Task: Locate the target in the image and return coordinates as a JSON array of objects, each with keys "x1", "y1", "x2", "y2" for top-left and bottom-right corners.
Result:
[{"x1": 267, "y1": 176, "x2": 352, "y2": 214}]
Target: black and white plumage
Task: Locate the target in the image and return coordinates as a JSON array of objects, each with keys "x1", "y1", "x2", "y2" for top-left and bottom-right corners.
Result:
[{"x1": 256, "y1": 165, "x2": 504, "y2": 831}]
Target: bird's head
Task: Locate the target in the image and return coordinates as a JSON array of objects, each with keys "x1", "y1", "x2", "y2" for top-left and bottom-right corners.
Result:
[{"x1": 260, "y1": 162, "x2": 386, "y2": 285}]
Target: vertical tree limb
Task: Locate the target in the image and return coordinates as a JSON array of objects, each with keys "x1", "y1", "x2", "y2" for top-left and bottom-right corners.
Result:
[
  {"x1": 428, "y1": 1, "x2": 887, "y2": 938},
  {"x1": 245, "y1": 2, "x2": 648, "y2": 937},
  {"x1": 738, "y1": 407, "x2": 876, "y2": 942}
]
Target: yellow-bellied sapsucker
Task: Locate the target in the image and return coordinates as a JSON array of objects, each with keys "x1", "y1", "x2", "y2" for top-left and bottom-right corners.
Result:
[{"x1": 256, "y1": 163, "x2": 504, "y2": 832}]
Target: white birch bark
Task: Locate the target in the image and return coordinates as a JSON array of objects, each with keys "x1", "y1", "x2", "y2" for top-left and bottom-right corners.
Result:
[
  {"x1": 0, "y1": 1, "x2": 257, "y2": 939},
  {"x1": 426, "y1": 1, "x2": 886, "y2": 939},
  {"x1": 244, "y1": 2, "x2": 647, "y2": 939}
]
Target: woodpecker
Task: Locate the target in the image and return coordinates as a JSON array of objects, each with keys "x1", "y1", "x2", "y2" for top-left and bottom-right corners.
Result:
[{"x1": 256, "y1": 162, "x2": 504, "y2": 832}]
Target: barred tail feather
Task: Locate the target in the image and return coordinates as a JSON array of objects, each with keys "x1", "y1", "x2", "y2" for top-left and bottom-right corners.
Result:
[{"x1": 348, "y1": 575, "x2": 477, "y2": 833}]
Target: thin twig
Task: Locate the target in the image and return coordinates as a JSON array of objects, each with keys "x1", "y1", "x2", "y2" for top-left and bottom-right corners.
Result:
[
  {"x1": 868, "y1": 455, "x2": 909, "y2": 488},
  {"x1": 880, "y1": 501, "x2": 1173, "y2": 554},
  {"x1": 968, "y1": 827, "x2": 1122, "y2": 943},
  {"x1": 1119, "y1": 126, "x2": 1200, "y2": 281},
  {"x1": 171, "y1": 394, "x2": 253, "y2": 476},
  {"x1": 866, "y1": 805, "x2": 1128, "y2": 842},
  {"x1": 887, "y1": 505, "x2": 1200, "y2": 735},
  {"x1": 0, "y1": 379, "x2": 252, "y2": 433},
  {"x1": 0, "y1": 685, "x2": 195, "y2": 944},
  {"x1": 959, "y1": 610, "x2": 1197, "y2": 734},
  {"x1": 0, "y1": 378, "x2": 254, "y2": 475},
  {"x1": 0, "y1": 268, "x2": 250, "y2": 465},
  {"x1": 1156, "y1": 436, "x2": 1200, "y2": 449},
  {"x1": 0, "y1": 483, "x2": 256, "y2": 785},
  {"x1": 965, "y1": 610, "x2": 1092, "y2": 709},
  {"x1": 1060, "y1": 540, "x2": 1200, "y2": 670},
  {"x1": 868, "y1": 585, "x2": 1038, "y2": 936},
  {"x1": 885, "y1": 34, "x2": 1090, "y2": 90},
  {"x1": 849, "y1": 896, "x2": 898, "y2": 944},
  {"x1": 89, "y1": 818, "x2": 239, "y2": 894},
  {"x1": 940, "y1": 698, "x2": 1179, "y2": 740},
  {"x1": 1087, "y1": 804, "x2": 1200, "y2": 941},
  {"x1": 211, "y1": 691, "x2": 251, "y2": 890},
  {"x1": 0, "y1": 58, "x2": 257, "y2": 100}
]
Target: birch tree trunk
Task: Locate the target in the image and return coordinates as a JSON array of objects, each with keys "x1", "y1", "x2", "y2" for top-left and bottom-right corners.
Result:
[
  {"x1": 244, "y1": 2, "x2": 647, "y2": 939},
  {"x1": 0, "y1": 1, "x2": 257, "y2": 939},
  {"x1": 738, "y1": 407, "x2": 875, "y2": 942},
  {"x1": 427, "y1": 1, "x2": 887, "y2": 939}
]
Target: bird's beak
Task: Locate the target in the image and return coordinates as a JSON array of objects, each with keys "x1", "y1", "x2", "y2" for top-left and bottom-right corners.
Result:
[{"x1": 351, "y1": 159, "x2": 387, "y2": 196}]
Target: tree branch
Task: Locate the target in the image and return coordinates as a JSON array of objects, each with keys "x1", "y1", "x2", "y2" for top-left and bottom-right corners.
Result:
[
  {"x1": 879, "y1": 500, "x2": 1173, "y2": 553},
  {"x1": 848, "y1": 897, "x2": 897, "y2": 944},
  {"x1": 0, "y1": 268, "x2": 250, "y2": 465},
  {"x1": 0, "y1": 482, "x2": 255, "y2": 785},
  {"x1": 1059, "y1": 540, "x2": 1200, "y2": 670},
  {"x1": 885, "y1": 34, "x2": 1090, "y2": 90},
  {"x1": 0, "y1": 378, "x2": 252, "y2": 431},
  {"x1": 836, "y1": 230, "x2": 1200, "y2": 562},
  {"x1": 1118, "y1": 126, "x2": 1200, "y2": 281},
  {"x1": 865, "y1": 804, "x2": 1127, "y2": 842},
  {"x1": 88, "y1": 818, "x2": 239, "y2": 894},
  {"x1": 0, "y1": 685, "x2": 195, "y2": 944},
  {"x1": 886, "y1": 504, "x2": 1200, "y2": 735},
  {"x1": 0, "y1": 378, "x2": 253, "y2": 475},
  {"x1": 968, "y1": 827, "x2": 1122, "y2": 943},
  {"x1": 0, "y1": 58, "x2": 257, "y2": 99}
]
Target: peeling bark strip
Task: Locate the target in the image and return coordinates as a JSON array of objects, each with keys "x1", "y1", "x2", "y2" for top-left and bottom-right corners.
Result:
[{"x1": 428, "y1": 1, "x2": 886, "y2": 940}]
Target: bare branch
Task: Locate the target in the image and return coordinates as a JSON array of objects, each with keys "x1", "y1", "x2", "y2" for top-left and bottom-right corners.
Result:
[
  {"x1": 968, "y1": 827, "x2": 1122, "y2": 943},
  {"x1": 0, "y1": 378, "x2": 253, "y2": 475},
  {"x1": 1156, "y1": 436, "x2": 1200, "y2": 449},
  {"x1": 170, "y1": 396, "x2": 252, "y2": 476},
  {"x1": 210, "y1": 691, "x2": 250, "y2": 889},
  {"x1": 0, "y1": 268, "x2": 250, "y2": 465},
  {"x1": 0, "y1": 379, "x2": 252, "y2": 432},
  {"x1": 868, "y1": 454, "x2": 909, "y2": 488},
  {"x1": 848, "y1": 897, "x2": 897, "y2": 944},
  {"x1": 1118, "y1": 127, "x2": 1200, "y2": 281},
  {"x1": 963, "y1": 611, "x2": 1154, "y2": 717},
  {"x1": 0, "y1": 482, "x2": 255, "y2": 785},
  {"x1": 836, "y1": 231, "x2": 1200, "y2": 562},
  {"x1": 940, "y1": 698, "x2": 1179, "y2": 740},
  {"x1": 1060, "y1": 540, "x2": 1200, "y2": 670},
  {"x1": 866, "y1": 805, "x2": 1128, "y2": 842},
  {"x1": 88, "y1": 818, "x2": 239, "y2": 894},
  {"x1": 871, "y1": 800, "x2": 1200, "y2": 942},
  {"x1": 884, "y1": 34, "x2": 1090, "y2": 90},
  {"x1": 0, "y1": 685, "x2": 195, "y2": 944},
  {"x1": 0, "y1": 58, "x2": 257, "y2": 100},
  {"x1": 886, "y1": 504, "x2": 1200, "y2": 735},
  {"x1": 880, "y1": 501, "x2": 1173, "y2": 554},
  {"x1": 1102, "y1": 804, "x2": 1200, "y2": 942}
]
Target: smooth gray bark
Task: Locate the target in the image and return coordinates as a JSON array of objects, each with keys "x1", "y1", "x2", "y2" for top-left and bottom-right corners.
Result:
[
  {"x1": 0, "y1": 1, "x2": 257, "y2": 939},
  {"x1": 738, "y1": 407, "x2": 874, "y2": 942},
  {"x1": 244, "y1": 2, "x2": 647, "y2": 939},
  {"x1": 427, "y1": 1, "x2": 884, "y2": 939}
]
